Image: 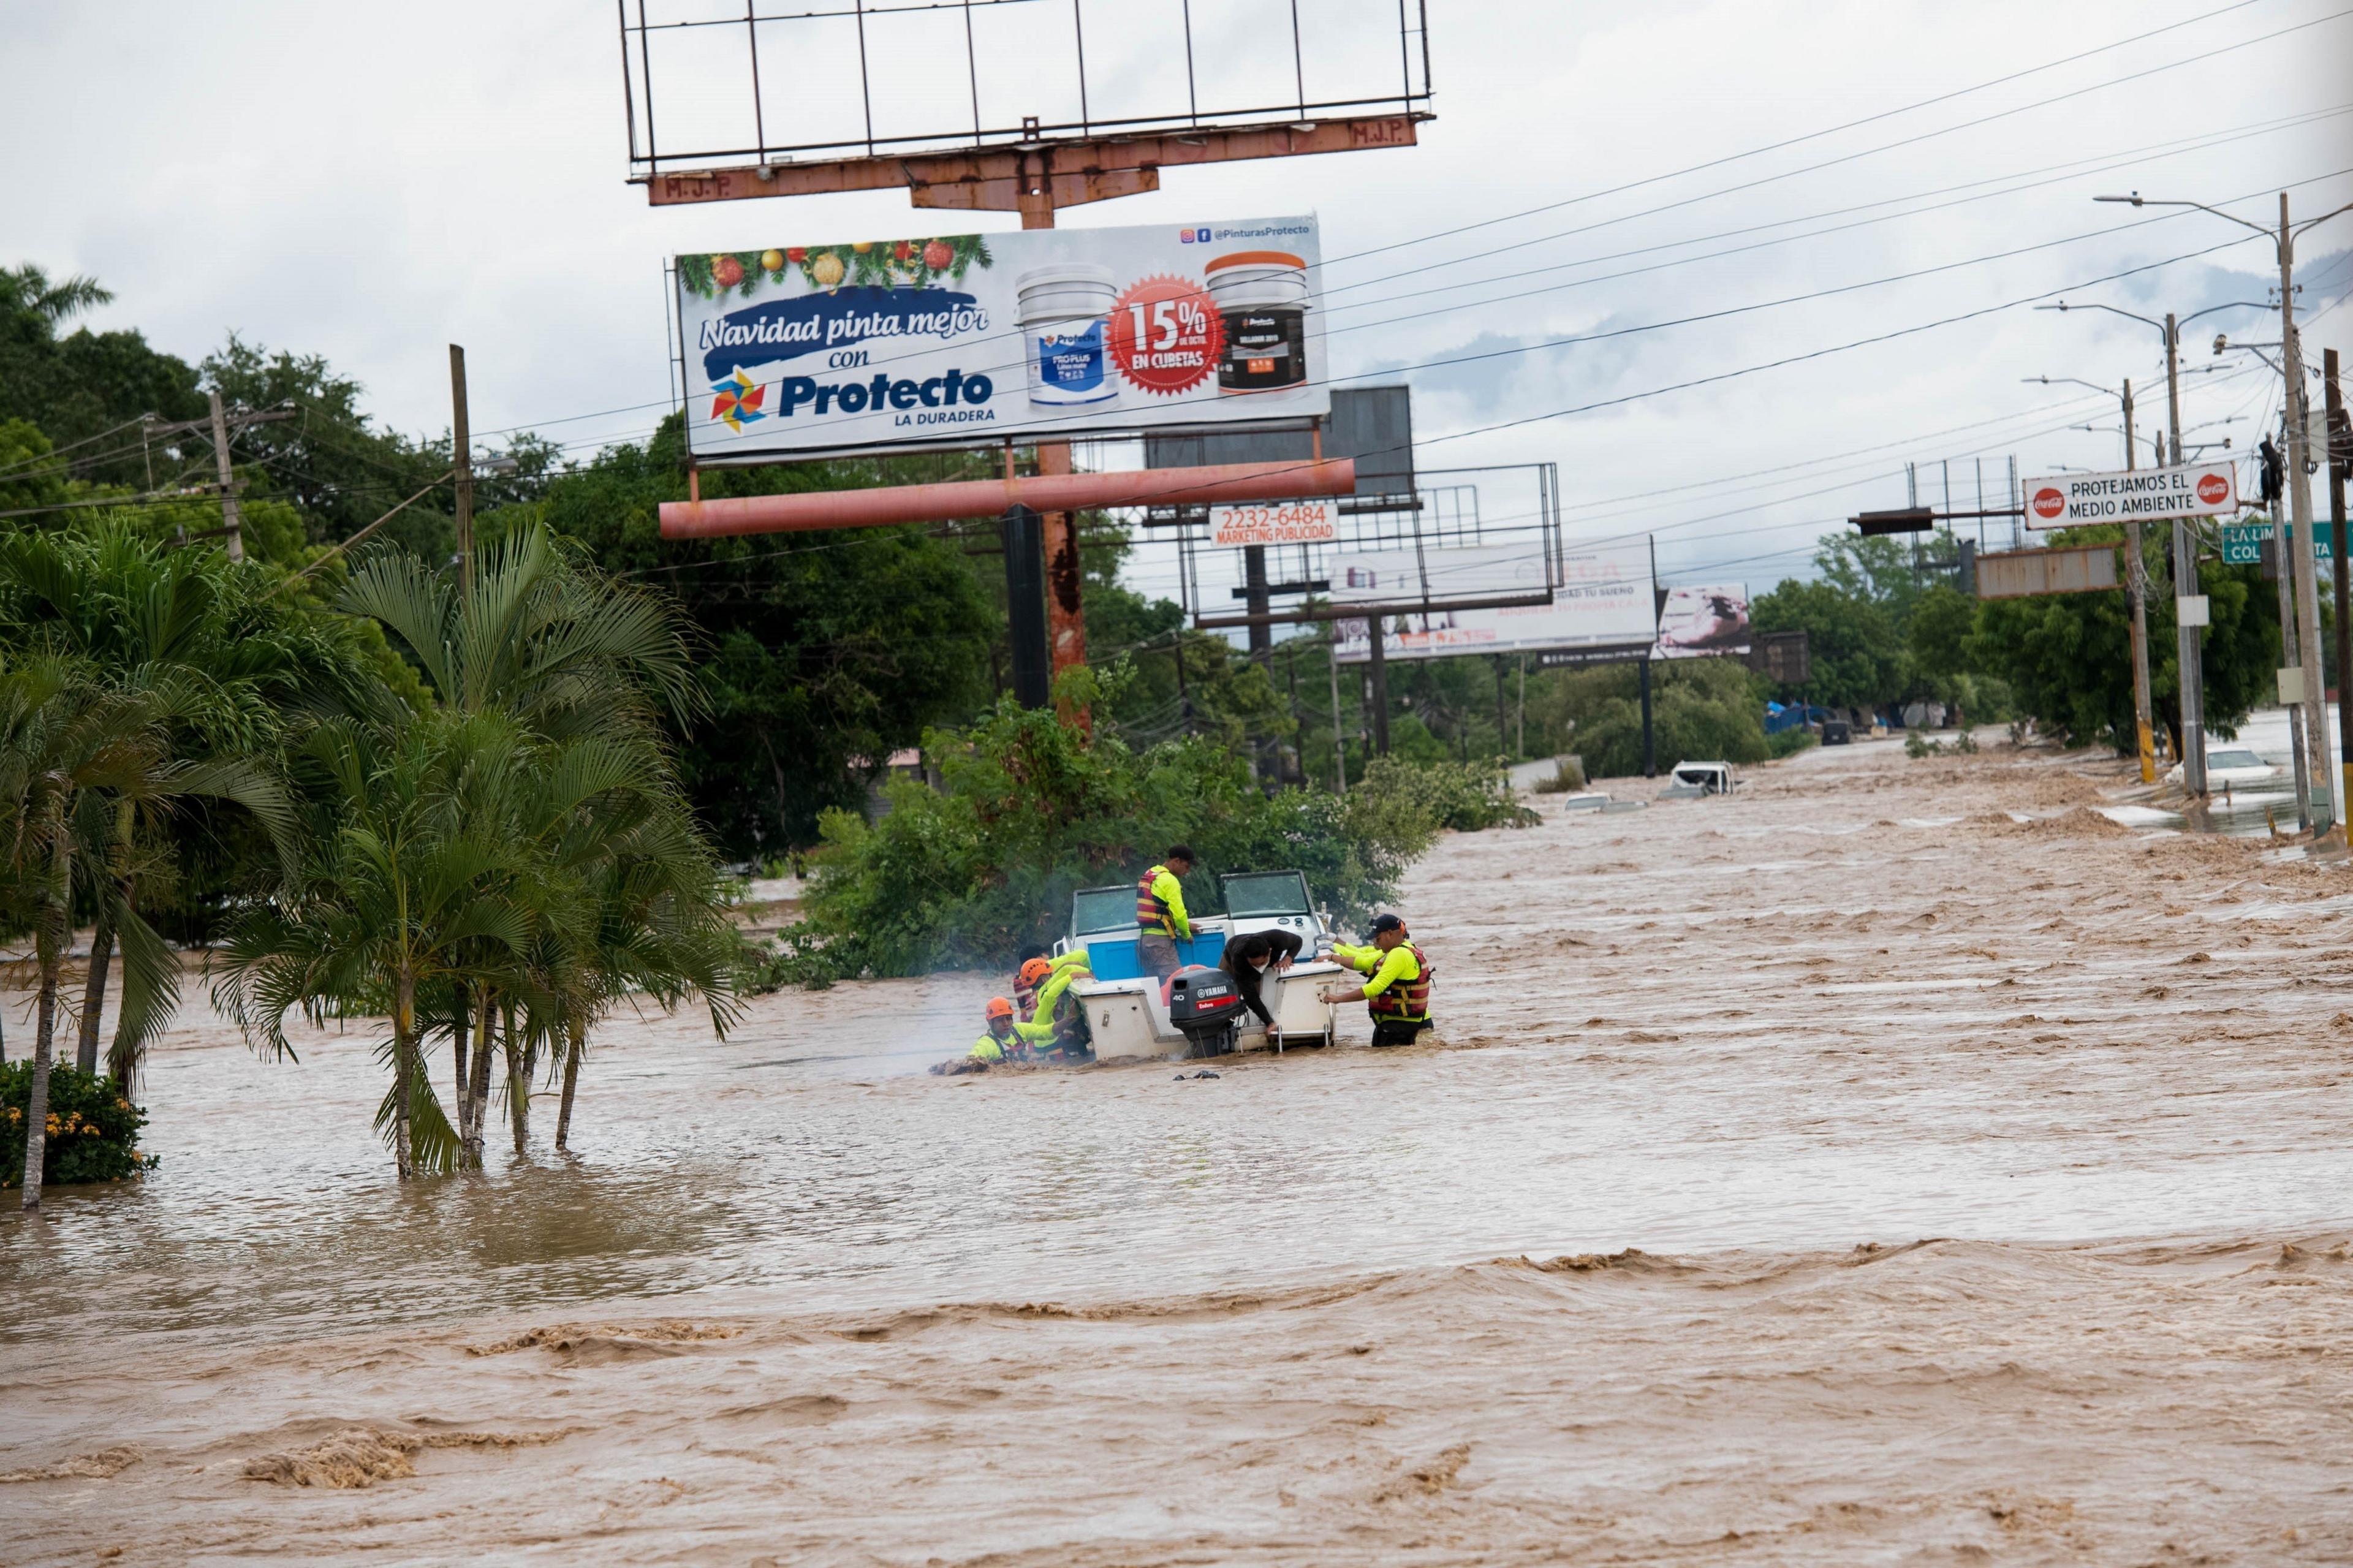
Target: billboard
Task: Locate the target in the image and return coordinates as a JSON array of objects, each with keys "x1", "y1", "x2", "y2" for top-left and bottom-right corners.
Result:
[
  {"x1": 2021, "y1": 462, "x2": 2236, "y2": 528},
  {"x1": 1210, "y1": 500, "x2": 1336, "y2": 548},
  {"x1": 1653, "y1": 585, "x2": 1751, "y2": 659},
  {"x1": 1336, "y1": 541, "x2": 1654, "y2": 664},
  {"x1": 676, "y1": 217, "x2": 1327, "y2": 461}
]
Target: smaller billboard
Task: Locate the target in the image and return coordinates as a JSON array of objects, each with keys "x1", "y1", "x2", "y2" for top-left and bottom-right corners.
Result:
[
  {"x1": 1653, "y1": 585, "x2": 1751, "y2": 659},
  {"x1": 1335, "y1": 540, "x2": 1652, "y2": 664},
  {"x1": 2021, "y1": 462, "x2": 2235, "y2": 528},
  {"x1": 1210, "y1": 500, "x2": 1336, "y2": 548},
  {"x1": 1330, "y1": 542, "x2": 1548, "y2": 602}
]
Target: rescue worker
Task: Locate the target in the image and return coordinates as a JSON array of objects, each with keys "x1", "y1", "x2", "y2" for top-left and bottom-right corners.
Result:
[
  {"x1": 1015, "y1": 950, "x2": 1095, "y2": 1061},
  {"x1": 1319, "y1": 913, "x2": 1434, "y2": 1047},
  {"x1": 931, "y1": 997, "x2": 1020, "y2": 1075},
  {"x1": 1134, "y1": 844, "x2": 1196, "y2": 982},
  {"x1": 1221, "y1": 926, "x2": 1302, "y2": 1035}
]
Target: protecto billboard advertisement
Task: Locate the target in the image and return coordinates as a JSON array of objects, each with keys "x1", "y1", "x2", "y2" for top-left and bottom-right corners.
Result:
[
  {"x1": 675, "y1": 218, "x2": 1327, "y2": 461},
  {"x1": 2020, "y1": 462, "x2": 2236, "y2": 528},
  {"x1": 1335, "y1": 541, "x2": 1654, "y2": 664}
]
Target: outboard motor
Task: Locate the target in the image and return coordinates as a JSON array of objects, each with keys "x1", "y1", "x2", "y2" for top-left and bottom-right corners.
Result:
[{"x1": 1164, "y1": 964, "x2": 1248, "y2": 1058}]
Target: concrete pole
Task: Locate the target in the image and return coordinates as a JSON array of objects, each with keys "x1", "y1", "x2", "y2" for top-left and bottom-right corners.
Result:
[
  {"x1": 2166, "y1": 316, "x2": 2205, "y2": 797},
  {"x1": 2124, "y1": 379, "x2": 2156, "y2": 785},
  {"x1": 2275, "y1": 464, "x2": 2309, "y2": 830},
  {"x1": 208, "y1": 390, "x2": 244, "y2": 563},
  {"x1": 2280, "y1": 192, "x2": 2336, "y2": 839},
  {"x1": 2328, "y1": 349, "x2": 2351, "y2": 820},
  {"x1": 1365, "y1": 617, "x2": 1392, "y2": 756}
]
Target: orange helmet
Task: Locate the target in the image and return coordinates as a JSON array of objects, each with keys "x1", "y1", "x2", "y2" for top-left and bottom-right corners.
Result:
[
  {"x1": 1018, "y1": 956, "x2": 1055, "y2": 987},
  {"x1": 984, "y1": 996, "x2": 1015, "y2": 1021}
]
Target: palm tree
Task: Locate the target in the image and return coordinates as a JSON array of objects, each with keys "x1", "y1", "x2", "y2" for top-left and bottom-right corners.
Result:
[
  {"x1": 1, "y1": 265, "x2": 113, "y2": 335},
  {"x1": 0, "y1": 521, "x2": 373, "y2": 1084},
  {"x1": 213, "y1": 523, "x2": 738, "y2": 1176},
  {"x1": 0, "y1": 653, "x2": 292, "y2": 1209}
]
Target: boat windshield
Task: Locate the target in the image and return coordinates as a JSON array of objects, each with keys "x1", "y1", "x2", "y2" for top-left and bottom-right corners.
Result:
[
  {"x1": 1222, "y1": 871, "x2": 1312, "y2": 918},
  {"x1": 1071, "y1": 887, "x2": 1135, "y2": 936}
]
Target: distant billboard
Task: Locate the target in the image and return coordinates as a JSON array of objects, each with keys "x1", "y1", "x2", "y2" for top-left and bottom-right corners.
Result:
[
  {"x1": 677, "y1": 216, "x2": 1327, "y2": 461},
  {"x1": 1335, "y1": 541, "x2": 1653, "y2": 664},
  {"x1": 1653, "y1": 585, "x2": 1750, "y2": 659},
  {"x1": 2021, "y1": 462, "x2": 2236, "y2": 528}
]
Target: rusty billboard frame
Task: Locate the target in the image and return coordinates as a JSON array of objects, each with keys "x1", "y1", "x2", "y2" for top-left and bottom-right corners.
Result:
[{"x1": 619, "y1": 0, "x2": 1434, "y2": 206}]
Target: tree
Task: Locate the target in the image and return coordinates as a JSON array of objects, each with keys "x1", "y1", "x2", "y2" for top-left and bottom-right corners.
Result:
[
  {"x1": 211, "y1": 525, "x2": 738, "y2": 1174},
  {"x1": 0, "y1": 520, "x2": 381, "y2": 1080},
  {"x1": 488, "y1": 422, "x2": 999, "y2": 858},
  {"x1": 1, "y1": 264, "x2": 208, "y2": 495},
  {"x1": 1749, "y1": 579, "x2": 1906, "y2": 711},
  {"x1": 0, "y1": 653, "x2": 292, "y2": 1209},
  {"x1": 1969, "y1": 529, "x2": 2275, "y2": 751}
]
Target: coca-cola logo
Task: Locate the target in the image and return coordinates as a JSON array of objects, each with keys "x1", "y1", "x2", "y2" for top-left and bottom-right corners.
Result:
[
  {"x1": 2196, "y1": 472, "x2": 2230, "y2": 506},
  {"x1": 2032, "y1": 487, "x2": 2067, "y2": 521}
]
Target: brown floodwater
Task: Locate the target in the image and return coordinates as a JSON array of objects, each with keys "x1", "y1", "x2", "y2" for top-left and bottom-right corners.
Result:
[{"x1": 6, "y1": 737, "x2": 2352, "y2": 1564}]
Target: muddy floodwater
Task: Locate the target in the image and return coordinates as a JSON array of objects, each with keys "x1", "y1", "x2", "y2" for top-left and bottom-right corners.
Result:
[{"x1": 6, "y1": 737, "x2": 2353, "y2": 1564}]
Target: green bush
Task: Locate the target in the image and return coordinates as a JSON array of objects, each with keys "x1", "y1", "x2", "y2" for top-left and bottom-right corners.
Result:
[
  {"x1": 2, "y1": 1062, "x2": 154, "y2": 1187},
  {"x1": 1531, "y1": 755, "x2": 1588, "y2": 793},
  {"x1": 1766, "y1": 728, "x2": 1817, "y2": 759},
  {"x1": 773, "y1": 695, "x2": 1470, "y2": 982},
  {"x1": 1354, "y1": 756, "x2": 1538, "y2": 830}
]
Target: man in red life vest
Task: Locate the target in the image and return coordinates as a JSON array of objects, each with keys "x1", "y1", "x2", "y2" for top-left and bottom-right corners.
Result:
[{"x1": 1319, "y1": 912, "x2": 1434, "y2": 1048}]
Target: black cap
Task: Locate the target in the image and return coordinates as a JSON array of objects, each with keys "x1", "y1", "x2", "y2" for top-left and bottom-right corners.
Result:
[{"x1": 1368, "y1": 912, "x2": 1405, "y2": 934}]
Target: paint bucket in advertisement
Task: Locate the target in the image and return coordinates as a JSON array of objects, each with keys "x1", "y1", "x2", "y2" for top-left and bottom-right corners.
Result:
[
  {"x1": 1207, "y1": 252, "x2": 1309, "y2": 394},
  {"x1": 1017, "y1": 265, "x2": 1119, "y2": 407}
]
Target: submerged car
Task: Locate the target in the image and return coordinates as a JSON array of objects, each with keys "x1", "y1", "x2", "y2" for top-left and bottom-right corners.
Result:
[
  {"x1": 2161, "y1": 746, "x2": 2280, "y2": 788},
  {"x1": 1658, "y1": 760, "x2": 1737, "y2": 799}
]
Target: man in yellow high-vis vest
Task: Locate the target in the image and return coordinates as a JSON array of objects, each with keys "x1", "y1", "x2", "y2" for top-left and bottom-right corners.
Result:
[{"x1": 1133, "y1": 844, "x2": 1195, "y2": 982}]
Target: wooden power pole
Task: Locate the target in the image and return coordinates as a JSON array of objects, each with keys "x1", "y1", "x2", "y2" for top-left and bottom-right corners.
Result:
[
  {"x1": 208, "y1": 390, "x2": 243, "y2": 562},
  {"x1": 450, "y1": 344, "x2": 474, "y2": 600}
]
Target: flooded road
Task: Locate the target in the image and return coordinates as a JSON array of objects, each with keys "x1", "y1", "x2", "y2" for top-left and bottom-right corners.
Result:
[{"x1": 6, "y1": 737, "x2": 2353, "y2": 1563}]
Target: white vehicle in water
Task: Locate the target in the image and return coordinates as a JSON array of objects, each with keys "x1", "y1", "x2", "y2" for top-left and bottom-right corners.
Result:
[
  {"x1": 1658, "y1": 760, "x2": 1737, "y2": 798},
  {"x1": 1053, "y1": 870, "x2": 1348, "y2": 1059},
  {"x1": 2162, "y1": 747, "x2": 2280, "y2": 789}
]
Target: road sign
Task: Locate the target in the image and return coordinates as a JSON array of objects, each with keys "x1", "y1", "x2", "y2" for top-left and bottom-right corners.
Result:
[
  {"x1": 1209, "y1": 499, "x2": 1335, "y2": 547},
  {"x1": 2021, "y1": 462, "x2": 2236, "y2": 528},
  {"x1": 2222, "y1": 521, "x2": 2333, "y2": 564}
]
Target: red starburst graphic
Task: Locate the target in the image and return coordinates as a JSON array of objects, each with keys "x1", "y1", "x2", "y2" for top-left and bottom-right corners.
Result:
[{"x1": 1108, "y1": 275, "x2": 1224, "y2": 397}]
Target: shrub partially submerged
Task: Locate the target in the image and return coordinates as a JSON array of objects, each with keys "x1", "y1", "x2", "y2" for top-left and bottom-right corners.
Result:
[{"x1": 2, "y1": 1064, "x2": 154, "y2": 1187}]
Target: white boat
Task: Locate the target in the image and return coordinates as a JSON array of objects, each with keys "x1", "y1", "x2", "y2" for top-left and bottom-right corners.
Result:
[{"x1": 1053, "y1": 870, "x2": 1349, "y2": 1060}]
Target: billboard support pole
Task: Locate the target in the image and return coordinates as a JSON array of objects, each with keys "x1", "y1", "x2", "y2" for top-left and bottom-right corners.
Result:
[
  {"x1": 1018, "y1": 180, "x2": 1093, "y2": 729},
  {"x1": 1366, "y1": 619, "x2": 1391, "y2": 757},
  {"x1": 1328, "y1": 630, "x2": 1348, "y2": 795},
  {"x1": 1639, "y1": 655, "x2": 1656, "y2": 779},
  {"x1": 1002, "y1": 506, "x2": 1052, "y2": 710}
]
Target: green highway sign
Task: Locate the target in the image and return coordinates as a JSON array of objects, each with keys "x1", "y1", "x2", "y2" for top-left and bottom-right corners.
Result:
[{"x1": 2221, "y1": 521, "x2": 2338, "y2": 565}]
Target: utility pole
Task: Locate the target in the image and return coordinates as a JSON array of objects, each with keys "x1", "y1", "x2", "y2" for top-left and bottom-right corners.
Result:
[
  {"x1": 2279, "y1": 193, "x2": 2335, "y2": 840},
  {"x1": 2272, "y1": 431, "x2": 2311, "y2": 830},
  {"x1": 2123, "y1": 380, "x2": 2156, "y2": 784},
  {"x1": 208, "y1": 390, "x2": 243, "y2": 563},
  {"x1": 1365, "y1": 615, "x2": 1392, "y2": 756},
  {"x1": 2165, "y1": 312, "x2": 2207, "y2": 799},
  {"x1": 1639, "y1": 656, "x2": 1656, "y2": 778},
  {"x1": 450, "y1": 345, "x2": 474, "y2": 600},
  {"x1": 2328, "y1": 349, "x2": 2351, "y2": 820}
]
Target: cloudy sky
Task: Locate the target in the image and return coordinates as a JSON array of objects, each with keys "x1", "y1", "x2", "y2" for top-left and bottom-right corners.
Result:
[{"x1": 7, "y1": 0, "x2": 2349, "y2": 605}]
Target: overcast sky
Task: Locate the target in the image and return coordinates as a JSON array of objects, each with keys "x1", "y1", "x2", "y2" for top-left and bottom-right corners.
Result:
[{"x1": 7, "y1": 0, "x2": 2349, "y2": 607}]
